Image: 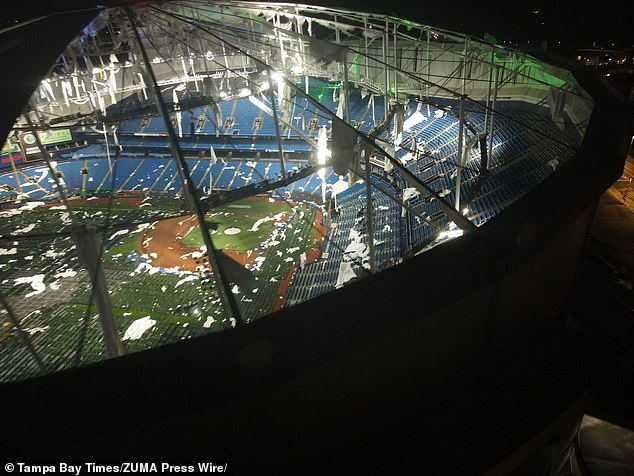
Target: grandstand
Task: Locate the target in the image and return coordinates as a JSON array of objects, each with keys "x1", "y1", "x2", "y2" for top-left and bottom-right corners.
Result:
[
  {"x1": 0, "y1": 1, "x2": 629, "y2": 471},
  {"x1": 0, "y1": 90, "x2": 581, "y2": 379}
]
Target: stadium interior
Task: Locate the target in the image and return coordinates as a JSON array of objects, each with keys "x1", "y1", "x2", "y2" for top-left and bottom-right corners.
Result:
[
  {"x1": 0, "y1": 1, "x2": 594, "y2": 381},
  {"x1": 0, "y1": 1, "x2": 631, "y2": 471}
]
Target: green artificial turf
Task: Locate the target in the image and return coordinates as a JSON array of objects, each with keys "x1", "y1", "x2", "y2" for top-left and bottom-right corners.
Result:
[{"x1": 183, "y1": 198, "x2": 293, "y2": 251}]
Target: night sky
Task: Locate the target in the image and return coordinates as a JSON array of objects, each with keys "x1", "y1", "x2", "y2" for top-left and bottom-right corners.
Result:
[
  {"x1": 325, "y1": 0, "x2": 632, "y2": 47},
  {"x1": 1, "y1": 0, "x2": 632, "y2": 47}
]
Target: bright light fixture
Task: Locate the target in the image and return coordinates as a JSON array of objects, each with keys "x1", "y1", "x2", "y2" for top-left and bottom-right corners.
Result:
[{"x1": 438, "y1": 222, "x2": 464, "y2": 241}]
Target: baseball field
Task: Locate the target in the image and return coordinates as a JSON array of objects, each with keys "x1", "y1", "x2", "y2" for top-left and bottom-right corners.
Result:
[{"x1": 0, "y1": 195, "x2": 322, "y2": 381}]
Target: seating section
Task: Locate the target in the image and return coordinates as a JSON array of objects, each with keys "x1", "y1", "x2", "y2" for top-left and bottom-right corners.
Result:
[{"x1": 1, "y1": 82, "x2": 581, "y2": 310}]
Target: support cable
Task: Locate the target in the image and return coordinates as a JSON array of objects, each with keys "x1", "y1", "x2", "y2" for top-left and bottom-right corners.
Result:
[{"x1": 126, "y1": 7, "x2": 242, "y2": 325}]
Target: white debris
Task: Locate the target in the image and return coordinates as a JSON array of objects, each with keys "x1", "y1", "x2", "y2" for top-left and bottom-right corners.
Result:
[
  {"x1": 400, "y1": 151, "x2": 414, "y2": 164},
  {"x1": 403, "y1": 111, "x2": 426, "y2": 131},
  {"x1": 175, "y1": 275, "x2": 198, "y2": 287},
  {"x1": 203, "y1": 315, "x2": 216, "y2": 328},
  {"x1": 182, "y1": 225, "x2": 197, "y2": 238},
  {"x1": 122, "y1": 316, "x2": 156, "y2": 340},
  {"x1": 134, "y1": 262, "x2": 160, "y2": 275},
  {"x1": 0, "y1": 248, "x2": 17, "y2": 256},
  {"x1": 21, "y1": 201, "x2": 46, "y2": 211},
  {"x1": 14, "y1": 274, "x2": 46, "y2": 297},
  {"x1": 108, "y1": 229, "x2": 129, "y2": 241},
  {"x1": 161, "y1": 285, "x2": 167, "y2": 292},
  {"x1": 299, "y1": 252, "x2": 307, "y2": 269},
  {"x1": 402, "y1": 187, "x2": 420, "y2": 201},
  {"x1": 547, "y1": 158, "x2": 559, "y2": 171},
  {"x1": 249, "y1": 212, "x2": 285, "y2": 232},
  {"x1": 0, "y1": 202, "x2": 46, "y2": 217},
  {"x1": 331, "y1": 178, "x2": 349, "y2": 195},
  {"x1": 335, "y1": 261, "x2": 357, "y2": 288},
  {"x1": 344, "y1": 241, "x2": 367, "y2": 261},
  {"x1": 252, "y1": 256, "x2": 266, "y2": 271},
  {"x1": 54, "y1": 270, "x2": 77, "y2": 279},
  {"x1": 287, "y1": 247, "x2": 300, "y2": 253},
  {"x1": 132, "y1": 222, "x2": 153, "y2": 234},
  {"x1": 13, "y1": 224, "x2": 36, "y2": 234},
  {"x1": 26, "y1": 326, "x2": 49, "y2": 336}
]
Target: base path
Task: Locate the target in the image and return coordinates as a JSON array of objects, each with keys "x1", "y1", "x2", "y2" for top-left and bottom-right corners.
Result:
[{"x1": 140, "y1": 215, "x2": 260, "y2": 272}]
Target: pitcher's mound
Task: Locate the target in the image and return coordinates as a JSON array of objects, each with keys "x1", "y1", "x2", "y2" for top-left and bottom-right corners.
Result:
[{"x1": 224, "y1": 227, "x2": 241, "y2": 235}]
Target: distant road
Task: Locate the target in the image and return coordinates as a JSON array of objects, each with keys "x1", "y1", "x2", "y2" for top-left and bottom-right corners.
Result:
[{"x1": 608, "y1": 154, "x2": 634, "y2": 213}]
